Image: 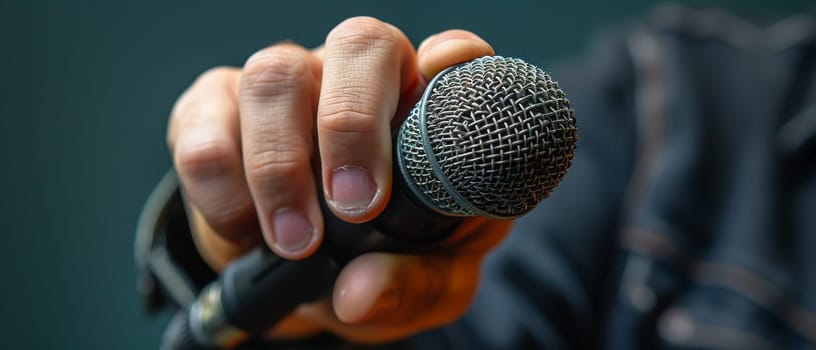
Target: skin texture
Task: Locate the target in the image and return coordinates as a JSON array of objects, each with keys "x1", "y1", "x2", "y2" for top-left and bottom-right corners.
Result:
[{"x1": 167, "y1": 17, "x2": 510, "y2": 343}]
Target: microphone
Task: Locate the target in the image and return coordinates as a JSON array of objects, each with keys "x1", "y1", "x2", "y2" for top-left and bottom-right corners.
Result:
[{"x1": 163, "y1": 56, "x2": 577, "y2": 349}]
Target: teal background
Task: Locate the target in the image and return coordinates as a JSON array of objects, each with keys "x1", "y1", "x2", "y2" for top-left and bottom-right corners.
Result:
[{"x1": 0, "y1": 1, "x2": 812, "y2": 348}]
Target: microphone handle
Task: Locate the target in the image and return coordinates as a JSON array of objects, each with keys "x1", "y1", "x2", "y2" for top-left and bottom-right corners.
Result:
[
  {"x1": 224, "y1": 166, "x2": 462, "y2": 332},
  {"x1": 175, "y1": 146, "x2": 463, "y2": 349}
]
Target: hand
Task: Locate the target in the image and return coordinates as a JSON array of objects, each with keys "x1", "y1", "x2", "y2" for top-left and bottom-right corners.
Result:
[{"x1": 167, "y1": 16, "x2": 511, "y2": 344}]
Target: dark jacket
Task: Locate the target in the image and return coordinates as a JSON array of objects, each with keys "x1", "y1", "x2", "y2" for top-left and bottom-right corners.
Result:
[{"x1": 138, "y1": 6, "x2": 816, "y2": 349}]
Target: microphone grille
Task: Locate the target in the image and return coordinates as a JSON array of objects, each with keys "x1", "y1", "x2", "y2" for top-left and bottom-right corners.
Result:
[{"x1": 397, "y1": 56, "x2": 577, "y2": 218}]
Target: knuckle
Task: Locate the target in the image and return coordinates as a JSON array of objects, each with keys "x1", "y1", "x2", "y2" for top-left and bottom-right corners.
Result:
[
  {"x1": 169, "y1": 87, "x2": 195, "y2": 126},
  {"x1": 174, "y1": 139, "x2": 236, "y2": 181},
  {"x1": 327, "y1": 16, "x2": 396, "y2": 53},
  {"x1": 319, "y1": 105, "x2": 380, "y2": 136},
  {"x1": 241, "y1": 46, "x2": 311, "y2": 96},
  {"x1": 245, "y1": 148, "x2": 309, "y2": 186},
  {"x1": 170, "y1": 90, "x2": 209, "y2": 124},
  {"x1": 198, "y1": 66, "x2": 238, "y2": 85},
  {"x1": 168, "y1": 86, "x2": 197, "y2": 131},
  {"x1": 167, "y1": 94, "x2": 190, "y2": 149},
  {"x1": 174, "y1": 66, "x2": 237, "y2": 117},
  {"x1": 168, "y1": 66, "x2": 237, "y2": 149}
]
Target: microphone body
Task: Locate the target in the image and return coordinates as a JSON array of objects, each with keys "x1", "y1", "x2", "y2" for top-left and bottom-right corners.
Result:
[{"x1": 164, "y1": 56, "x2": 577, "y2": 349}]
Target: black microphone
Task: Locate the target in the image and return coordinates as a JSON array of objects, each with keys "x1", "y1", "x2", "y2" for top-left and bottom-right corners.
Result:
[{"x1": 163, "y1": 56, "x2": 578, "y2": 349}]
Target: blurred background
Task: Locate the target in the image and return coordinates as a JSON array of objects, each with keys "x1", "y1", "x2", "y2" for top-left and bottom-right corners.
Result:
[{"x1": 0, "y1": 0, "x2": 813, "y2": 348}]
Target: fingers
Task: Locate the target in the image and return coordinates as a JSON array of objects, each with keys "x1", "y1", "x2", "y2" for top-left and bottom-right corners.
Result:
[
  {"x1": 317, "y1": 17, "x2": 419, "y2": 223},
  {"x1": 238, "y1": 44, "x2": 324, "y2": 259},
  {"x1": 416, "y1": 29, "x2": 495, "y2": 81},
  {"x1": 168, "y1": 67, "x2": 262, "y2": 245},
  {"x1": 277, "y1": 27, "x2": 500, "y2": 342}
]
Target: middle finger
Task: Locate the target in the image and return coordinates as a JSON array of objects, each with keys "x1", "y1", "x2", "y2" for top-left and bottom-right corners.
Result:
[{"x1": 317, "y1": 17, "x2": 420, "y2": 223}]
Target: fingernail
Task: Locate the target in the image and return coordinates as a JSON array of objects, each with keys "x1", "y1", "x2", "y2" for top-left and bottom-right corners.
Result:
[
  {"x1": 271, "y1": 208, "x2": 315, "y2": 254},
  {"x1": 329, "y1": 165, "x2": 379, "y2": 215},
  {"x1": 360, "y1": 288, "x2": 400, "y2": 322}
]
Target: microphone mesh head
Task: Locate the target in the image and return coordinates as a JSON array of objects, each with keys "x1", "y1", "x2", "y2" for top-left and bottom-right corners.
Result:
[{"x1": 397, "y1": 56, "x2": 577, "y2": 218}]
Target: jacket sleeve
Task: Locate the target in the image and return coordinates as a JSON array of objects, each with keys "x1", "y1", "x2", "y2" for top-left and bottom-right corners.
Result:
[{"x1": 412, "y1": 31, "x2": 639, "y2": 349}]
